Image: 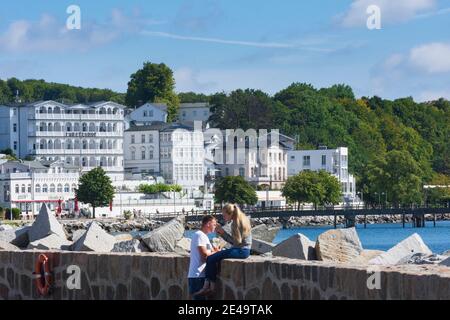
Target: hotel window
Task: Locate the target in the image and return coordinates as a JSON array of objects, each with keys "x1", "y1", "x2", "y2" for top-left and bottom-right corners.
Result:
[
  {"x1": 64, "y1": 184, "x2": 70, "y2": 193},
  {"x1": 15, "y1": 185, "x2": 19, "y2": 193},
  {"x1": 143, "y1": 111, "x2": 148, "y2": 117},
  {"x1": 57, "y1": 184, "x2": 63, "y2": 192},
  {"x1": 28, "y1": 185, "x2": 31, "y2": 193},
  {"x1": 149, "y1": 135, "x2": 153, "y2": 143},
  {"x1": 131, "y1": 151, "x2": 136, "y2": 160},
  {"x1": 322, "y1": 155, "x2": 326, "y2": 166},
  {"x1": 13, "y1": 123, "x2": 17, "y2": 132},
  {"x1": 141, "y1": 134, "x2": 145, "y2": 143},
  {"x1": 35, "y1": 185, "x2": 41, "y2": 193},
  {"x1": 50, "y1": 184, "x2": 56, "y2": 193},
  {"x1": 21, "y1": 184, "x2": 25, "y2": 193},
  {"x1": 131, "y1": 135, "x2": 135, "y2": 144},
  {"x1": 239, "y1": 167, "x2": 245, "y2": 177},
  {"x1": 42, "y1": 184, "x2": 48, "y2": 193},
  {"x1": 141, "y1": 150, "x2": 146, "y2": 160},
  {"x1": 149, "y1": 110, "x2": 154, "y2": 117},
  {"x1": 303, "y1": 155, "x2": 311, "y2": 166},
  {"x1": 149, "y1": 149, "x2": 154, "y2": 159},
  {"x1": 13, "y1": 141, "x2": 17, "y2": 150}
]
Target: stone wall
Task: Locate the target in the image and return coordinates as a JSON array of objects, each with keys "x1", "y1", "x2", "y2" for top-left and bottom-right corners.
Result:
[{"x1": 0, "y1": 250, "x2": 449, "y2": 300}]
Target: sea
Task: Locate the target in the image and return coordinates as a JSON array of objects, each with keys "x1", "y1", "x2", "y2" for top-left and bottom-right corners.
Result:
[{"x1": 184, "y1": 220, "x2": 450, "y2": 254}]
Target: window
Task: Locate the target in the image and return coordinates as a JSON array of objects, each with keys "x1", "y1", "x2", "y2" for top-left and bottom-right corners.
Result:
[
  {"x1": 13, "y1": 141, "x2": 17, "y2": 150},
  {"x1": 149, "y1": 134, "x2": 153, "y2": 143},
  {"x1": 28, "y1": 184, "x2": 31, "y2": 193},
  {"x1": 50, "y1": 184, "x2": 56, "y2": 193},
  {"x1": 13, "y1": 123, "x2": 17, "y2": 132},
  {"x1": 15, "y1": 185, "x2": 20, "y2": 193},
  {"x1": 290, "y1": 155, "x2": 295, "y2": 160},
  {"x1": 193, "y1": 110, "x2": 197, "y2": 116},
  {"x1": 131, "y1": 135, "x2": 135, "y2": 144},
  {"x1": 143, "y1": 111, "x2": 148, "y2": 117},
  {"x1": 42, "y1": 184, "x2": 48, "y2": 193},
  {"x1": 35, "y1": 184, "x2": 41, "y2": 193},
  {"x1": 149, "y1": 149, "x2": 154, "y2": 159},
  {"x1": 21, "y1": 184, "x2": 26, "y2": 193},
  {"x1": 239, "y1": 167, "x2": 245, "y2": 177},
  {"x1": 141, "y1": 134, "x2": 145, "y2": 143},
  {"x1": 149, "y1": 110, "x2": 154, "y2": 117},
  {"x1": 303, "y1": 155, "x2": 311, "y2": 166},
  {"x1": 141, "y1": 150, "x2": 146, "y2": 160},
  {"x1": 322, "y1": 155, "x2": 326, "y2": 166},
  {"x1": 64, "y1": 184, "x2": 70, "y2": 193},
  {"x1": 131, "y1": 150, "x2": 136, "y2": 160},
  {"x1": 57, "y1": 184, "x2": 63, "y2": 192}
]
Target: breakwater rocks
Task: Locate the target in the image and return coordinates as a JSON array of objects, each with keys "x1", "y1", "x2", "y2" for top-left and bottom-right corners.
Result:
[
  {"x1": 253, "y1": 213, "x2": 450, "y2": 228},
  {"x1": 1, "y1": 204, "x2": 449, "y2": 269}
]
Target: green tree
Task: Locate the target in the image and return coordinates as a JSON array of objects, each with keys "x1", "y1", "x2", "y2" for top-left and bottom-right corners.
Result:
[
  {"x1": 214, "y1": 176, "x2": 257, "y2": 206},
  {"x1": 76, "y1": 167, "x2": 115, "y2": 219},
  {"x1": 125, "y1": 62, "x2": 179, "y2": 121},
  {"x1": 365, "y1": 150, "x2": 423, "y2": 207},
  {"x1": 282, "y1": 171, "x2": 341, "y2": 209}
]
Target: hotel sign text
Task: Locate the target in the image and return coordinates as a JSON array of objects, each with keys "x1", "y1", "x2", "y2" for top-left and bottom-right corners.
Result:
[{"x1": 65, "y1": 132, "x2": 97, "y2": 138}]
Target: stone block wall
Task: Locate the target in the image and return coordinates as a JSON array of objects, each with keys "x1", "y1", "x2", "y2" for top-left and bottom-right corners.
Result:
[{"x1": 0, "y1": 250, "x2": 449, "y2": 300}]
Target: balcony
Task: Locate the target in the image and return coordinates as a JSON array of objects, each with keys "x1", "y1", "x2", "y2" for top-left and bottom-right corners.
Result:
[
  {"x1": 30, "y1": 131, "x2": 124, "y2": 138},
  {"x1": 31, "y1": 113, "x2": 123, "y2": 121},
  {"x1": 33, "y1": 149, "x2": 123, "y2": 155}
]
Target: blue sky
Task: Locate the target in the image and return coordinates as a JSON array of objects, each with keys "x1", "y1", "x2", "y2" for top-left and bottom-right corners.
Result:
[{"x1": 0, "y1": 0, "x2": 449, "y2": 101}]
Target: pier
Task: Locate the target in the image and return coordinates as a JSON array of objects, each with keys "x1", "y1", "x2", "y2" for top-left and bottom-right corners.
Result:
[{"x1": 154, "y1": 206, "x2": 450, "y2": 228}]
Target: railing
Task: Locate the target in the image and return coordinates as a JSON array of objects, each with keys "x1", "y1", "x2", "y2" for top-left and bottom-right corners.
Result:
[
  {"x1": 31, "y1": 114, "x2": 123, "y2": 120},
  {"x1": 31, "y1": 131, "x2": 123, "y2": 137},
  {"x1": 150, "y1": 204, "x2": 450, "y2": 222},
  {"x1": 33, "y1": 149, "x2": 123, "y2": 155}
]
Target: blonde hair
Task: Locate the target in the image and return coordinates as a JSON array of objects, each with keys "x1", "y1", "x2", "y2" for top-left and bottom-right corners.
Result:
[{"x1": 222, "y1": 204, "x2": 251, "y2": 244}]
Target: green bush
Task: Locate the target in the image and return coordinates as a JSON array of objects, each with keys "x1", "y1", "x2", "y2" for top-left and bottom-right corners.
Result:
[
  {"x1": 0, "y1": 207, "x2": 4, "y2": 220},
  {"x1": 138, "y1": 183, "x2": 183, "y2": 194},
  {"x1": 5, "y1": 208, "x2": 21, "y2": 220},
  {"x1": 123, "y1": 210, "x2": 133, "y2": 220}
]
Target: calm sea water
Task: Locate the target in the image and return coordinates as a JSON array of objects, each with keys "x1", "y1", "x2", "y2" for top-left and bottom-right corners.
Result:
[{"x1": 184, "y1": 221, "x2": 450, "y2": 254}]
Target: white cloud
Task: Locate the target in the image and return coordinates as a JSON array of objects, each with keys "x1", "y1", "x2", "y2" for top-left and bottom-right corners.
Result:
[
  {"x1": 174, "y1": 67, "x2": 217, "y2": 92},
  {"x1": 141, "y1": 31, "x2": 295, "y2": 48},
  {"x1": 340, "y1": 0, "x2": 436, "y2": 27},
  {"x1": 0, "y1": 9, "x2": 162, "y2": 53},
  {"x1": 409, "y1": 42, "x2": 450, "y2": 73}
]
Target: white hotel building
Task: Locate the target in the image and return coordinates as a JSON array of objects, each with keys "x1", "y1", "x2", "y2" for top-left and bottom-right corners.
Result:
[
  {"x1": 0, "y1": 100, "x2": 126, "y2": 181},
  {"x1": 0, "y1": 160, "x2": 80, "y2": 215},
  {"x1": 287, "y1": 146, "x2": 357, "y2": 202}
]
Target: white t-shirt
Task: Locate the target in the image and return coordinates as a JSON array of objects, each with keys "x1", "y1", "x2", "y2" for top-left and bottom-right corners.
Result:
[{"x1": 188, "y1": 230, "x2": 212, "y2": 278}]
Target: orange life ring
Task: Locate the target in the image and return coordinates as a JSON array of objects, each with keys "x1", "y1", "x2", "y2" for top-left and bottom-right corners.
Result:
[{"x1": 34, "y1": 254, "x2": 52, "y2": 296}]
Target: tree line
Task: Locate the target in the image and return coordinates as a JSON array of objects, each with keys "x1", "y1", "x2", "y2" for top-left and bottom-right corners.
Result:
[{"x1": 1, "y1": 62, "x2": 449, "y2": 206}]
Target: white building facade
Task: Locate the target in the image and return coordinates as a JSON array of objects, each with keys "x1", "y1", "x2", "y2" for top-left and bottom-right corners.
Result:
[
  {"x1": 126, "y1": 103, "x2": 168, "y2": 124},
  {"x1": 0, "y1": 100, "x2": 126, "y2": 181},
  {"x1": 287, "y1": 147, "x2": 356, "y2": 202},
  {"x1": 178, "y1": 103, "x2": 211, "y2": 123},
  {"x1": 0, "y1": 160, "x2": 80, "y2": 215},
  {"x1": 215, "y1": 131, "x2": 293, "y2": 190}
]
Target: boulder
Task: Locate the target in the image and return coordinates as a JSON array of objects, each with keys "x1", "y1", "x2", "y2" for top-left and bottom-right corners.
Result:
[
  {"x1": 369, "y1": 233, "x2": 432, "y2": 265},
  {"x1": 27, "y1": 234, "x2": 72, "y2": 251},
  {"x1": 111, "y1": 239, "x2": 149, "y2": 253},
  {"x1": 0, "y1": 240, "x2": 20, "y2": 251},
  {"x1": 72, "y1": 221, "x2": 116, "y2": 252},
  {"x1": 272, "y1": 233, "x2": 316, "y2": 260},
  {"x1": 114, "y1": 233, "x2": 133, "y2": 242},
  {"x1": 251, "y1": 224, "x2": 280, "y2": 243},
  {"x1": 396, "y1": 253, "x2": 446, "y2": 265},
  {"x1": 174, "y1": 237, "x2": 191, "y2": 254},
  {"x1": 315, "y1": 227, "x2": 363, "y2": 263},
  {"x1": 0, "y1": 226, "x2": 30, "y2": 248},
  {"x1": 0, "y1": 224, "x2": 14, "y2": 231},
  {"x1": 28, "y1": 204, "x2": 67, "y2": 242},
  {"x1": 251, "y1": 238, "x2": 275, "y2": 255},
  {"x1": 439, "y1": 256, "x2": 450, "y2": 267},
  {"x1": 353, "y1": 250, "x2": 385, "y2": 265},
  {"x1": 141, "y1": 216, "x2": 185, "y2": 252},
  {"x1": 70, "y1": 229, "x2": 86, "y2": 243}
]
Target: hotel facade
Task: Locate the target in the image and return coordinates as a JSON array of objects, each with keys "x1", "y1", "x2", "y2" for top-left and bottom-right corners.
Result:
[{"x1": 0, "y1": 100, "x2": 126, "y2": 181}]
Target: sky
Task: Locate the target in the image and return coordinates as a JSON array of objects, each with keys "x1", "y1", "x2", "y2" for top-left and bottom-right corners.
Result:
[{"x1": 0, "y1": 0, "x2": 449, "y2": 101}]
